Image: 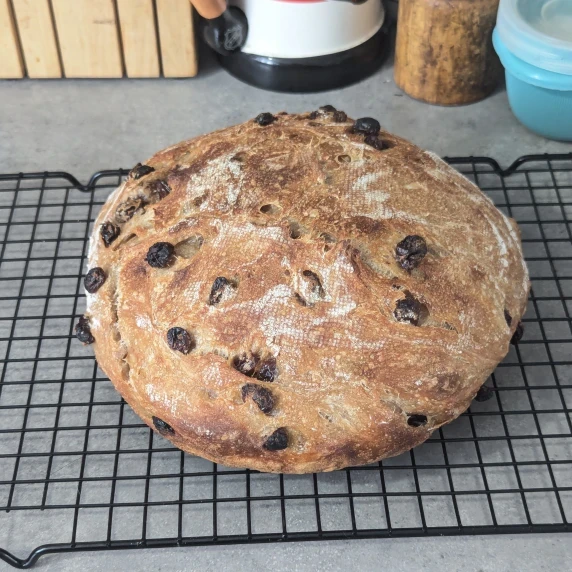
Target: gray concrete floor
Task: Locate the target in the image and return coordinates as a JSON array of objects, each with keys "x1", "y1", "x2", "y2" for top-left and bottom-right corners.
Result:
[{"x1": 1, "y1": 49, "x2": 571, "y2": 572}]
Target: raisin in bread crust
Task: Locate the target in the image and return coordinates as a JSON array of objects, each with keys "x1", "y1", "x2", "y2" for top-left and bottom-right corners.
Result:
[{"x1": 85, "y1": 111, "x2": 529, "y2": 473}]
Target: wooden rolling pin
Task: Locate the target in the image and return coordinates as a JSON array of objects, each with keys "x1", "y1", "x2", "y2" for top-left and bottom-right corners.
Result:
[{"x1": 394, "y1": 0, "x2": 502, "y2": 106}]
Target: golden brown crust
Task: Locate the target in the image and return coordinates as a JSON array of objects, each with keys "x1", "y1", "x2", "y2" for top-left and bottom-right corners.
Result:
[{"x1": 85, "y1": 111, "x2": 529, "y2": 473}]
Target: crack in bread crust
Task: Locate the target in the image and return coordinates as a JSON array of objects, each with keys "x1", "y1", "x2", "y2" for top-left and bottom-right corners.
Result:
[{"x1": 84, "y1": 112, "x2": 529, "y2": 473}]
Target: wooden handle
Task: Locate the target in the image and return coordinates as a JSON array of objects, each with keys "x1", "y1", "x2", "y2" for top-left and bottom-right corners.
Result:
[
  {"x1": 395, "y1": 0, "x2": 502, "y2": 106},
  {"x1": 189, "y1": 0, "x2": 226, "y2": 19}
]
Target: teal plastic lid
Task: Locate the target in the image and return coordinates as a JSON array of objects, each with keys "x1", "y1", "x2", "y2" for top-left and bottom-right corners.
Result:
[
  {"x1": 493, "y1": 30, "x2": 572, "y2": 90},
  {"x1": 496, "y1": 0, "x2": 572, "y2": 75}
]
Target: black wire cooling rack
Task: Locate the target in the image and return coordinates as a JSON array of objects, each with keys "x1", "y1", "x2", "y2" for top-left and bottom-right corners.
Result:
[{"x1": 0, "y1": 154, "x2": 571, "y2": 569}]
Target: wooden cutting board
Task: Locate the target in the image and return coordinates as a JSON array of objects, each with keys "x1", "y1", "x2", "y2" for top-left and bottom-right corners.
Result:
[
  {"x1": 156, "y1": 0, "x2": 198, "y2": 78},
  {"x1": 117, "y1": 0, "x2": 160, "y2": 78},
  {"x1": 12, "y1": 0, "x2": 62, "y2": 78},
  {"x1": 51, "y1": 0, "x2": 123, "y2": 78},
  {"x1": 0, "y1": 0, "x2": 24, "y2": 78},
  {"x1": 0, "y1": 0, "x2": 198, "y2": 79}
]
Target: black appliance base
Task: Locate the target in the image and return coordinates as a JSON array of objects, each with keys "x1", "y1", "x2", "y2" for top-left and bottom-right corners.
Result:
[{"x1": 218, "y1": 27, "x2": 388, "y2": 93}]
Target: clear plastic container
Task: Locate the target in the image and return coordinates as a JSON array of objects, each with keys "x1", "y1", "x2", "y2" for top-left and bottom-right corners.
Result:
[{"x1": 494, "y1": 0, "x2": 572, "y2": 141}]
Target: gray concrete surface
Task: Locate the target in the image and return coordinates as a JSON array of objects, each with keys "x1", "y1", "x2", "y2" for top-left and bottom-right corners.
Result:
[
  {"x1": 12, "y1": 535, "x2": 572, "y2": 572},
  {"x1": 1, "y1": 49, "x2": 572, "y2": 572},
  {"x1": 0, "y1": 51, "x2": 570, "y2": 177}
]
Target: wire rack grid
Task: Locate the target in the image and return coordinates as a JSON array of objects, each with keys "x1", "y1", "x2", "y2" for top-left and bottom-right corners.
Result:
[{"x1": 0, "y1": 154, "x2": 571, "y2": 569}]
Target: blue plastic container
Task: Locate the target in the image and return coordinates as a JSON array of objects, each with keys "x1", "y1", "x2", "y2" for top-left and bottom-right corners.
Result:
[{"x1": 494, "y1": 0, "x2": 572, "y2": 141}]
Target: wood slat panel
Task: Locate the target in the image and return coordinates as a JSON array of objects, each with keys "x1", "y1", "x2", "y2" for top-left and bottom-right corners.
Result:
[
  {"x1": 117, "y1": 0, "x2": 160, "y2": 78},
  {"x1": 12, "y1": 0, "x2": 61, "y2": 78},
  {"x1": 51, "y1": 0, "x2": 123, "y2": 78},
  {"x1": 156, "y1": 0, "x2": 197, "y2": 78},
  {"x1": 0, "y1": 0, "x2": 24, "y2": 78}
]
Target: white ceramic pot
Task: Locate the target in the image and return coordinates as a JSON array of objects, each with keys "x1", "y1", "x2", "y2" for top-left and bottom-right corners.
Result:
[{"x1": 231, "y1": 0, "x2": 385, "y2": 59}]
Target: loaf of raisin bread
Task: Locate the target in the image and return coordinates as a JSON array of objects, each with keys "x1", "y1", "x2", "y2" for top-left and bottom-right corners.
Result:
[{"x1": 78, "y1": 108, "x2": 529, "y2": 473}]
